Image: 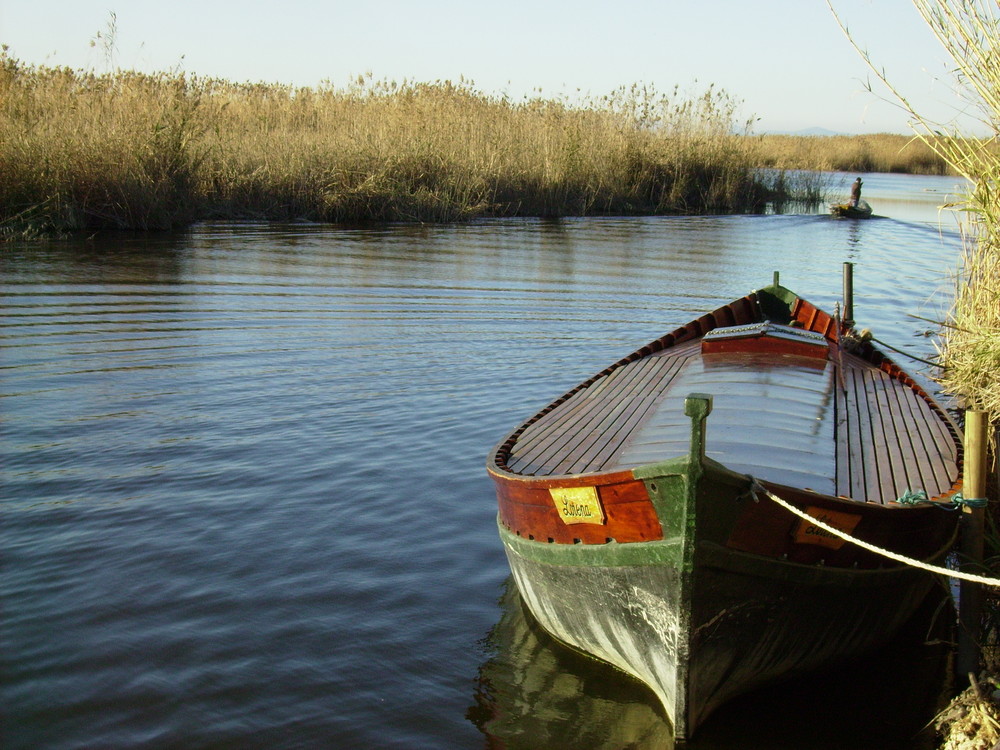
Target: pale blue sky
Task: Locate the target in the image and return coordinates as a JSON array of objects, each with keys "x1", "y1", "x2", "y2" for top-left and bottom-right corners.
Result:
[{"x1": 0, "y1": 0, "x2": 985, "y2": 134}]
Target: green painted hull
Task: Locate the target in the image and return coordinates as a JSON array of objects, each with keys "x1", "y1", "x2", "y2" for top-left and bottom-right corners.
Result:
[{"x1": 500, "y1": 464, "x2": 950, "y2": 739}]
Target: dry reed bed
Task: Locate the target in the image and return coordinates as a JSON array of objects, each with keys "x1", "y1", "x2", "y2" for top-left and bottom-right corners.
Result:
[
  {"x1": 905, "y1": 1, "x2": 1000, "y2": 437},
  {"x1": 882, "y1": 4, "x2": 1000, "y2": 746},
  {"x1": 753, "y1": 133, "x2": 959, "y2": 174},
  {"x1": 1, "y1": 55, "x2": 792, "y2": 237}
]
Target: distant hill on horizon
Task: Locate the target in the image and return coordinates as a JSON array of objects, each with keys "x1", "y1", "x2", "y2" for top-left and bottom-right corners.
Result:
[
  {"x1": 760, "y1": 127, "x2": 919, "y2": 137},
  {"x1": 756, "y1": 127, "x2": 843, "y2": 137},
  {"x1": 790, "y1": 127, "x2": 841, "y2": 136}
]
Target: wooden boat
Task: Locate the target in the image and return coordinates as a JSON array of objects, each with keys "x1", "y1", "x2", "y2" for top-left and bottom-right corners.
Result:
[
  {"x1": 830, "y1": 199, "x2": 873, "y2": 218},
  {"x1": 487, "y1": 275, "x2": 962, "y2": 741}
]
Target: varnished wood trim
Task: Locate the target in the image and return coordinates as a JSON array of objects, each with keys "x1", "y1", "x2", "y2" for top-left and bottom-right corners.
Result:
[{"x1": 489, "y1": 468, "x2": 664, "y2": 544}]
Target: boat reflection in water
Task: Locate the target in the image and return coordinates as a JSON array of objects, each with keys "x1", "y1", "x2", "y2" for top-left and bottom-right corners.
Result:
[{"x1": 469, "y1": 578, "x2": 954, "y2": 750}]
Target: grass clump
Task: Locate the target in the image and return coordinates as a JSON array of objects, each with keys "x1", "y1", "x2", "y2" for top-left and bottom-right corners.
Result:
[
  {"x1": 0, "y1": 56, "x2": 205, "y2": 236},
  {"x1": 934, "y1": 675, "x2": 1000, "y2": 750},
  {"x1": 887, "y1": 0, "x2": 1000, "y2": 448},
  {"x1": 0, "y1": 50, "x2": 817, "y2": 238}
]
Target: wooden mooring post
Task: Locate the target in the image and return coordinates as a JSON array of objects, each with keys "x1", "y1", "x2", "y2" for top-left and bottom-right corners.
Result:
[
  {"x1": 842, "y1": 262, "x2": 854, "y2": 328},
  {"x1": 958, "y1": 409, "x2": 988, "y2": 680}
]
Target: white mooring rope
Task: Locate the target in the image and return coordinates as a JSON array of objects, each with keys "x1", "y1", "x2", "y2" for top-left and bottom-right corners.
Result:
[{"x1": 750, "y1": 480, "x2": 1000, "y2": 587}]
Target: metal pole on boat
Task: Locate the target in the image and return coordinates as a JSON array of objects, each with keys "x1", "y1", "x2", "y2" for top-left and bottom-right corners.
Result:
[
  {"x1": 957, "y1": 409, "x2": 988, "y2": 681},
  {"x1": 842, "y1": 262, "x2": 855, "y2": 328}
]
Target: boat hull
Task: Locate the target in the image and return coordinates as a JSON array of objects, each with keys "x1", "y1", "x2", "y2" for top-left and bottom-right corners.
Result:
[
  {"x1": 498, "y1": 456, "x2": 952, "y2": 739},
  {"x1": 502, "y1": 530, "x2": 687, "y2": 726},
  {"x1": 830, "y1": 200, "x2": 873, "y2": 218}
]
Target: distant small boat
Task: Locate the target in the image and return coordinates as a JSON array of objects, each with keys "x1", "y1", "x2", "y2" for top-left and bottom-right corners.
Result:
[
  {"x1": 830, "y1": 199, "x2": 873, "y2": 218},
  {"x1": 487, "y1": 274, "x2": 961, "y2": 741}
]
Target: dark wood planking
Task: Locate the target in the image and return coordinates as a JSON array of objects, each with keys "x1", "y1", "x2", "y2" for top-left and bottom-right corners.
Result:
[
  {"x1": 845, "y1": 365, "x2": 882, "y2": 502},
  {"x1": 508, "y1": 343, "x2": 698, "y2": 475},
  {"x1": 549, "y1": 356, "x2": 675, "y2": 474},
  {"x1": 496, "y1": 289, "x2": 960, "y2": 515},
  {"x1": 880, "y1": 375, "x2": 941, "y2": 493},
  {"x1": 833, "y1": 363, "x2": 852, "y2": 498},
  {"x1": 867, "y1": 367, "x2": 911, "y2": 500},
  {"x1": 508, "y1": 358, "x2": 665, "y2": 469},
  {"x1": 575, "y1": 355, "x2": 690, "y2": 474},
  {"x1": 491, "y1": 294, "x2": 763, "y2": 475},
  {"x1": 557, "y1": 353, "x2": 691, "y2": 475}
]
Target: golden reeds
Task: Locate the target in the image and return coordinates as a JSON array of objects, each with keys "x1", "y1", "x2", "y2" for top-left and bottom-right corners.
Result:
[
  {"x1": 752, "y1": 133, "x2": 958, "y2": 174},
  {"x1": 904, "y1": 2, "x2": 1000, "y2": 431},
  {"x1": 1, "y1": 54, "x2": 813, "y2": 238}
]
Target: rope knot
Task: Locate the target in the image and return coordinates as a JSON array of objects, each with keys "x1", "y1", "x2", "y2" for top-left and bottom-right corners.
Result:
[
  {"x1": 896, "y1": 489, "x2": 930, "y2": 506},
  {"x1": 894, "y1": 489, "x2": 988, "y2": 510}
]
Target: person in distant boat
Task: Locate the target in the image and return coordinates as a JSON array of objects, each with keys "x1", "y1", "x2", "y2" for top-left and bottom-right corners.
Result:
[{"x1": 850, "y1": 177, "x2": 863, "y2": 207}]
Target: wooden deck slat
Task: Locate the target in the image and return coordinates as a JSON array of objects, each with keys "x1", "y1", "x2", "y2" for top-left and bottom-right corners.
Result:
[
  {"x1": 910, "y1": 387, "x2": 962, "y2": 475},
  {"x1": 882, "y1": 380, "x2": 938, "y2": 494},
  {"x1": 892, "y1": 388, "x2": 950, "y2": 497},
  {"x1": 888, "y1": 381, "x2": 956, "y2": 494},
  {"x1": 509, "y1": 356, "x2": 665, "y2": 474},
  {"x1": 834, "y1": 370, "x2": 851, "y2": 498},
  {"x1": 578, "y1": 354, "x2": 692, "y2": 473},
  {"x1": 506, "y1": 389, "x2": 591, "y2": 474},
  {"x1": 507, "y1": 341, "x2": 701, "y2": 475},
  {"x1": 844, "y1": 364, "x2": 873, "y2": 501},
  {"x1": 869, "y1": 369, "x2": 913, "y2": 500},
  {"x1": 508, "y1": 356, "x2": 658, "y2": 470},
  {"x1": 546, "y1": 356, "x2": 669, "y2": 474},
  {"x1": 515, "y1": 352, "x2": 692, "y2": 476},
  {"x1": 512, "y1": 358, "x2": 664, "y2": 473},
  {"x1": 563, "y1": 354, "x2": 691, "y2": 475},
  {"x1": 864, "y1": 370, "x2": 905, "y2": 502}
]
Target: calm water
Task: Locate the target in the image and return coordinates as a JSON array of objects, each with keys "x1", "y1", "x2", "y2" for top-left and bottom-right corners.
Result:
[{"x1": 2, "y1": 173, "x2": 969, "y2": 749}]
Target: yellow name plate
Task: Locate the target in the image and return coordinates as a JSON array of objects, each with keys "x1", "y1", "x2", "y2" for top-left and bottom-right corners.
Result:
[{"x1": 550, "y1": 486, "x2": 605, "y2": 525}]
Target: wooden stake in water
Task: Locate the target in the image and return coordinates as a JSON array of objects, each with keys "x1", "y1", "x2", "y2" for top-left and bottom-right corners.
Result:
[
  {"x1": 958, "y1": 409, "x2": 988, "y2": 680},
  {"x1": 842, "y1": 262, "x2": 854, "y2": 329}
]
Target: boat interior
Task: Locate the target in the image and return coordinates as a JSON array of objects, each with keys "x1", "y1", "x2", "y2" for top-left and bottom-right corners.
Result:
[{"x1": 500, "y1": 291, "x2": 960, "y2": 506}]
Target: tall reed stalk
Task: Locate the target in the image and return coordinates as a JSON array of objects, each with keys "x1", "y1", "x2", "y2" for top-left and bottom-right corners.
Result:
[
  {"x1": 906, "y1": 3, "x2": 1000, "y2": 433},
  {"x1": 1, "y1": 53, "x2": 814, "y2": 238},
  {"x1": 831, "y1": 2, "x2": 999, "y2": 430},
  {"x1": 835, "y1": 7, "x2": 1000, "y2": 742}
]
